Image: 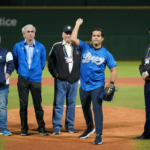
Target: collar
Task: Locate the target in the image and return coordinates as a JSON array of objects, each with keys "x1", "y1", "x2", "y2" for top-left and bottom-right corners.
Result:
[
  {"x1": 92, "y1": 45, "x2": 102, "y2": 51},
  {"x1": 24, "y1": 39, "x2": 35, "y2": 47},
  {"x1": 62, "y1": 40, "x2": 72, "y2": 46}
]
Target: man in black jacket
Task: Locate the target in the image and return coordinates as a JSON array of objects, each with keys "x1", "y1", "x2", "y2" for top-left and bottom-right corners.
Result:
[
  {"x1": 48, "y1": 25, "x2": 81, "y2": 134},
  {"x1": 135, "y1": 28, "x2": 150, "y2": 139}
]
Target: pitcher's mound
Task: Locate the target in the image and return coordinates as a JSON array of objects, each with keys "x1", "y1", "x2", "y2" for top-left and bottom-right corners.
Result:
[{"x1": 4, "y1": 106, "x2": 145, "y2": 150}]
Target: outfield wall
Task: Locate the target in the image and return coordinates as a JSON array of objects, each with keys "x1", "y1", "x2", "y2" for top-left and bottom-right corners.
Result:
[
  {"x1": 1, "y1": 0, "x2": 150, "y2": 6},
  {"x1": 0, "y1": 7, "x2": 150, "y2": 60}
]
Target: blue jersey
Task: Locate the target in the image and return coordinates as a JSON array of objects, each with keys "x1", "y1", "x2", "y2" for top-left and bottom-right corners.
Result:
[{"x1": 78, "y1": 40, "x2": 117, "y2": 91}]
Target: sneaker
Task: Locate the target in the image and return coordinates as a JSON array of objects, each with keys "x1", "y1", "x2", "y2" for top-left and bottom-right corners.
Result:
[
  {"x1": 79, "y1": 128, "x2": 95, "y2": 139},
  {"x1": 0, "y1": 129, "x2": 12, "y2": 136},
  {"x1": 93, "y1": 134, "x2": 103, "y2": 145},
  {"x1": 53, "y1": 128, "x2": 60, "y2": 135},
  {"x1": 66, "y1": 128, "x2": 77, "y2": 133},
  {"x1": 39, "y1": 129, "x2": 48, "y2": 136},
  {"x1": 21, "y1": 130, "x2": 28, "y2": 136}
]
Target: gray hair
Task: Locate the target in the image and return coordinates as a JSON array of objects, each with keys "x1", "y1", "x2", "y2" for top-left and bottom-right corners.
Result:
[{"x1": 22, "y1": 24, "x2": 36, "y2": 34}]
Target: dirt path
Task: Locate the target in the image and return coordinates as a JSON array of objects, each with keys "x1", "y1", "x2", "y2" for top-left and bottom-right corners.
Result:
[
  {"x1": 9, "y1": 77, "x2": 144, "y2": 86},
  {"x1": 1, "y1": 106, "x2": 145, "y2": 150},
  {"x1": 0, "y1": 77, "x2": 145, "y2": 150}
]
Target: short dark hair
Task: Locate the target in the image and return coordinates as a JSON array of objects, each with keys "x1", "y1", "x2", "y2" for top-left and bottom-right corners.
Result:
[{"x1": 92, "y1": 28, "x2": 104, "y2": 37}]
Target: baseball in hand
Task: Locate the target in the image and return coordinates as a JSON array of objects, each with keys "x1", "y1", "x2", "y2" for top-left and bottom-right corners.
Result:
[
  {"x1": 76, "y1": 18, "x2": 83, "y2": 25},
  {"x1": 79, "y1": 18, "x2": 83, "y2": 24}
]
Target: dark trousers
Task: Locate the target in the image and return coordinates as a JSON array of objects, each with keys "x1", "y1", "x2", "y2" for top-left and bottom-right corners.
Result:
[
  {"x1": 143, "y1": 81, "x2": 150, "y2": 137},
  {"x1": 17, "y1": 76, "x2": 45, "y2": 131},
  {"x1": 79, "y1": 86, "x2": 104, "y2": 134}
]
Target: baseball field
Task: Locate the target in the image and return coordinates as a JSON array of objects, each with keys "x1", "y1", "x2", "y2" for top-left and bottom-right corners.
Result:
[{"x1": 0, "y1": 61, "x2": 150, "y2": 150}]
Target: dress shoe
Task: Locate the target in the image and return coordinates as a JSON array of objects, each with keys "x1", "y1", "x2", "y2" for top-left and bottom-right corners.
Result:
[
  {"x1": 39, "y1": 128, "x2": 48, "y2": 136},
  {"x1": 134, "y1": 135, "x2": 150, "y2": 140}
]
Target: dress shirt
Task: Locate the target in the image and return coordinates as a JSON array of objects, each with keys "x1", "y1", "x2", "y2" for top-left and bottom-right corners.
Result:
[{"x1": 24, "y1": 39, "x2": 35, "y2": 69}]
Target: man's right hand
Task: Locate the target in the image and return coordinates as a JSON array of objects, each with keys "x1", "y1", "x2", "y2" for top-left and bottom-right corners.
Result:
[
  {"x1": 142, "y1": 72, "x2": 149, "y2": 80},
  {"x1": 76, "y1": 18, "x2": 83, "y2": 26}
]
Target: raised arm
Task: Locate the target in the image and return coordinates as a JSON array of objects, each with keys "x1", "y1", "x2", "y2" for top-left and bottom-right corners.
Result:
[{"x1": 71, "y1": 18, "x2": 83, "y2": 47}]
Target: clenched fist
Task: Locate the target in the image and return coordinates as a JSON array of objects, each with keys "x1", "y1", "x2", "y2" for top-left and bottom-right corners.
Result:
[{"x1": 76, "y1": 18, "x2": 83, "y2": 26}]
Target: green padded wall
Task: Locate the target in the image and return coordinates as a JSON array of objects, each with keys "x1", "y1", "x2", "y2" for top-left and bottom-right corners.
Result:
[{"x1": 0, "y1": 7, "x2": 150, "y2": 60}]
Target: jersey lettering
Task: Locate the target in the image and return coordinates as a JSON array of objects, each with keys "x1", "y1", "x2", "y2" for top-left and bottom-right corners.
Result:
[{"x1": 82, "y1": 52, "x2": 105, "y2": 65}]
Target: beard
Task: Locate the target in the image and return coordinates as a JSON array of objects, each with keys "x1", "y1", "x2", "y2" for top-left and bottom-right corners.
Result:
[
  {"x1": 94, "y1": 43, "x2": 98, "y2": 47},
  {"x1": 93, "y1": 42, "x2": 100, "y2": 47}
]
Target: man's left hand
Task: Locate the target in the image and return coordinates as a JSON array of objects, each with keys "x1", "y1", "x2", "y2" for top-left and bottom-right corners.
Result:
[{"x1": 5, "y1": 73, "x2": 10, "y2": 80}]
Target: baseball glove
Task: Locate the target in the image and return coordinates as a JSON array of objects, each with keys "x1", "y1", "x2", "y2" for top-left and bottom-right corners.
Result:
[{"x1": 99, "y1": 84, "x2": 116, "y2": 101}]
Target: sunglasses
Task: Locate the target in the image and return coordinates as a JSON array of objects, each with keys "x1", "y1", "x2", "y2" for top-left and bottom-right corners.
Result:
[{"x1": 65, "y1": 31, "x2": 72, "y2": 35}]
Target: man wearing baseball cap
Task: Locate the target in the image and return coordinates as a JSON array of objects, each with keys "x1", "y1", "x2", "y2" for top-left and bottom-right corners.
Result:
[
  {"x1": 0, "y1": 36, "x2": 14, "y2": 136},
  {"x1": 48, "y1": 25, "x2": 81, "y2": 134}
]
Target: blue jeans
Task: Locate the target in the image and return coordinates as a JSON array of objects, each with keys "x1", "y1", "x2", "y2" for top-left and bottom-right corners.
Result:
[
  {"x1": 0, "y1": 88, "x2": 9, "y2": 130},
  {"x1": 79, "y1": 86, "x2": 104, "y2": 134},
  {"x1": 53, "y1": 79, "x2": 78, "y2": 130}
]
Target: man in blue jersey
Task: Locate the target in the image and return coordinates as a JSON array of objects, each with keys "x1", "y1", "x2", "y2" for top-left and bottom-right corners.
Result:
[
  {"x1": 71, "y1": 18, "x2": 117, "y2": 145},
  {"x1": 0, "y1": 36, "x2": 14, "y2": 136}
]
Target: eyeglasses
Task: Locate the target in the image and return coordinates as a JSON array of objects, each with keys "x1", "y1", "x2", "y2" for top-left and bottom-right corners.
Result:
[{"x1": 27, "y1": 31, "x2": 34, "y2": 33}]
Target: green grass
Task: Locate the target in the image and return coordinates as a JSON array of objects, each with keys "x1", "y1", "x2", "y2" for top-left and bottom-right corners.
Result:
[
  {"x1": 134, "y1": 140, "x2": 150, "y2": 150},
  {"x1": 7, "y1": 86, "x2": 55, "y2": 109},
  {"x1": 8, "y1": 85, "x2": 145, "y2": 110},
  {"x1": 0, "y1": 139, "x2": 6, "y2": 150},
  {"x1": 11, "y1": 61, "x2": 141, "y2": 78},
  {"x1": 103, "y1": 86, "x2": 145, "y2": 110},
  {"x1": 105, "y1": 61, "x2": 141, "y2": 78},
  {"x1": 6, "y1": 85, "x2": 149, "y2": 150},
  {"x1": 1, "y1": 61, "x2": 148, "y2": 150}
]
